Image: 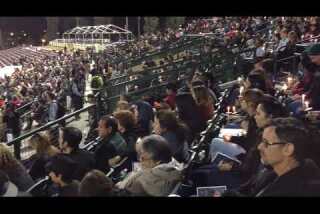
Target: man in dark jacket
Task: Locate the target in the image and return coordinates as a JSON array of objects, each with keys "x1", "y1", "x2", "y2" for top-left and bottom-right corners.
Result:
[
  {"x1": 3, "y1": 103, "x2": 21, "y2": 159},
  {"x1": 255, "y1": 117, "x2": 320, "y2": 197},
  {"x1": 45, "y1": 154, "x2": 80, "y2": 197},
  {"x1": 59, "y1": 127, "x2": 95, "y2": 181},
  {"x1": 94, "y1": 115, "x2": 127, "y2": 173}
]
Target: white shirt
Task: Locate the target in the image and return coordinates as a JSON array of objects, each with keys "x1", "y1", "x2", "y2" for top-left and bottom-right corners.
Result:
[
  {"x1": 256, "y1": 46, "x2": 266, "y2": 57},
  {"x1": 276, "y1": 38, "x2": 288, "y2": 52}
]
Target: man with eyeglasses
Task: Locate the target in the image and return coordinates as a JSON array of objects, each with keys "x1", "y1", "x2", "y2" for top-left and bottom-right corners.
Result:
[{"x1": 255, "y1": 117, "x2": 320, "y2": 197}]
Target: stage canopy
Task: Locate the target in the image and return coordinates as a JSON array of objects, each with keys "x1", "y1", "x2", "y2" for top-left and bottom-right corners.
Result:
[{"x1": 62, "y1": 24, "x2": 134, "y2": 44}]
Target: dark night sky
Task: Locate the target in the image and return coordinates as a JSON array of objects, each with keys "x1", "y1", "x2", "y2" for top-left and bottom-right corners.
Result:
[
  {"x1": 1, "y1": 17, "x2": 47, "y2": 33},
  {"x1": 0, "y1": 17, "x2": 193, "y2": 45},
  {"x1": 1, "y1": 17, "x2": 157, "y2": 37}
]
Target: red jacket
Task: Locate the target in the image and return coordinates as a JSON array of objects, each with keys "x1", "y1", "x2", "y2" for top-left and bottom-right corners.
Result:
[
  {"x1": 292, "y1": 71, "x2": 314, "y2": 96},
  {"x1": 0, "y1": 99, "x2": 5, "y2": 108},
  {"x1": 164, "y1": 92, "x2": 176, "y2": 110}
]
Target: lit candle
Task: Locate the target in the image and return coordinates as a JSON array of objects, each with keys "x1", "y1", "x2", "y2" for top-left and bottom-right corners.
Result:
[
  {"x1": 305, "y1": 101, "x2": 309, "y2": 109},
  {"x1": 232, "y1": 106, "x2": 236, "y2": 114},
  {"x1": 237, "y1": 77, "x2": 243, "y2": 83},
  {"x1": 227, "y1": 106, "x2": 231, "y2": 114},
  {"x1": 240, "y1": 86, "x2": 244, "y2": 94},
  {"x1": 287, "y1": 76, "x2": 293, "y2": 84},
  {"x1": 302, "y1": 94, "x2": 306, "y2": 104},
  {"x1": 282, "y1": 84, "x2": 288, "y2": 91}
]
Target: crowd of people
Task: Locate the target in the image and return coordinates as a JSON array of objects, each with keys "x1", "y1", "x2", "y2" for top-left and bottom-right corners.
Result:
[{"x1": 1, "y1": 16, "x2": 320, "y2": 197}]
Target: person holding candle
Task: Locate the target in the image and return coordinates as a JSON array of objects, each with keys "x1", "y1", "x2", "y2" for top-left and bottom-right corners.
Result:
[
  {"x1": 306, "y1": 73, "x2": 320, "y2": 111},
  {"x1": 254, "y1": 58, "x2": 276, "y2": 95},
  {"x1": 188, "y1": 82, "x2": 215, "y2": 123},
  {"x1": 287, "y1": 44, "x2": 320, "y2": 115},
  {"x1": 210, "y1": 94, "x2": 289, "y2": 189},
  {"x1": 209, "y1": 89, "x2": 265, "y2": 162},
  {"x1": 244, "y1": 70, "x2": 269, "y2": 94},
  {"x1": 291, "y1": 52, "x2": 317, "y2": 96}
]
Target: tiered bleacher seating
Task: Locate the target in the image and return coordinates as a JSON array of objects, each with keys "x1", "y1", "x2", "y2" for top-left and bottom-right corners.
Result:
[{"x1": 0, "y1": 46, "x2": 58, "y2": 68}]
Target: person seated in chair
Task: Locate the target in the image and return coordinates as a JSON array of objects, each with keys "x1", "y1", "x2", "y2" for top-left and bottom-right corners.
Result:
[
  {"x1": 255, "y1": 117, "x2": 320, "y2": 196},
  {"x1": 27, "y1": 132, "x2": 60, "y2": 181},
  {"x1": 45, "y1": 154, "x2": 80, "y2": 197},
  {"x1": 116, "y1": 135, "x2": 182, "y2": 196},
  {"x1": 153, "y1": 110, "x2": 190, "y2": 163},
  {"x1": 94, "y1": 115, "x2": 127, "y2": 174},
  {"x1": 59, "y1": 127, "x2": 95, "y2": 181},
  {"x1": 113, "y1": 110, "x2": 139, "y2": 170},
  {"x1": 79, "y1": 169, "x2": 129, "y2": 197}
]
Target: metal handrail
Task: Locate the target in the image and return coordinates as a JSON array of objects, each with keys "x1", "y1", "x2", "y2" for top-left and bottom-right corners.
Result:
[
  {"x1": 106, "y1": 60, "x2": 197, "y2": 90},
  {"x1": 7, "y1": 104, "x2": 96, "y2": 146},
  {"x1": 119, "y1": 37, "x2": 205, "y2": 66},
  {"x1": 15, "y1": 100, "x2": 36, "y2": 113},
  {"x1": 276, "y1": 54, "x2": 298, "y2": 63},
  {"x1": 297, "y1": 35, "x2": 320, "y2": 44},
  {"x1": 107, "y1": 57, "x2": 190, "y2": 84}
]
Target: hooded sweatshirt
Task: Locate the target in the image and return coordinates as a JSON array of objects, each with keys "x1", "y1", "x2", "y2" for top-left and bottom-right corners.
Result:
[{"x1": 120, "y1": 163, "x2": 182, "y2": 196}]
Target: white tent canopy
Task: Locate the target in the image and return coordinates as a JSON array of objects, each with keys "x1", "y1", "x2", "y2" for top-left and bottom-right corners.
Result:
[{"x1": 62, "y1": 24, "x2": 134, "y2": 44}]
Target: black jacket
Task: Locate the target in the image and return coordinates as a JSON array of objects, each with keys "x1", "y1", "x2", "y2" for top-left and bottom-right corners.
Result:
[
  {"x1": 28, "y1": 154, "x2": 52, "y2": 181},
  {"x1": 161, "y1": 131, "x2": 189, "y2": 163},
  {"x1": 58, "y1": 180, "x2": 80, "y2": 197},
  {"x1": 3, "y1": 110, "x2": 21, "y2": 135},
  {"x1": 94, "y1": 137, "x2": 117, "y2": 173},
  {"x1": 122, "y1": 129, "x2": 138, "y2": 162},
  {"x1": 258, "y1": 159, "x2": 320, "y2": 197},
  {"x1": 231, "y1": 117, "x2": 263, "y2": 183},
  {"x1": 68, "y1": 149, "x2": 95, "y2": 180},
  {"x1": 175, "y1": 88, "x2": 207, "y2": 137},
  {"x1": 226, "y1": 165, "x2": 277, "y2": 197},
  {"x1": 134, "y1": 101, "x2": 154, "y2": 137}
]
